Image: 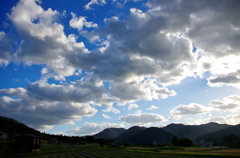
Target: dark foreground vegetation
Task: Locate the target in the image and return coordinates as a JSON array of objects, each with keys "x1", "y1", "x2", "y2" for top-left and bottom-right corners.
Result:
[{"x1": 1, "y1": 144, "x2": 240, "y2": 158}]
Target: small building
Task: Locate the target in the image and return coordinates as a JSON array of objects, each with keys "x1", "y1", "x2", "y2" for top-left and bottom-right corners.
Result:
[
  {"x1": 0, "y1": 132, "x2": 8, "y2": 140},
  {"x1": 15, "y1": 134, "x2": 41, "y2": 153},
  {"x1": 51, "y1": 138, "x2": 58, "y2": 144}
]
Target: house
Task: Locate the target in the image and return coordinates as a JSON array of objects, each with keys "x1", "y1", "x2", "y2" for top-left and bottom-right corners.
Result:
[
  {"x1": 195, "y1": 141, "x2": 213, "y2": 147},
  {"x1": 51, "y1": 138, "x2": 58, "y2": 144},
  {"x1": 15, "y1": 134, "x2": 41, "y2": 153},
  {"x1": 0, "y1": 132, "x2": 8, "y2": 140}
]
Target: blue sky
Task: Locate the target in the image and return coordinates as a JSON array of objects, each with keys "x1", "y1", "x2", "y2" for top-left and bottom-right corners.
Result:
[{"x1": 0, "y1": 0, "x2": 240, "y2": 136}]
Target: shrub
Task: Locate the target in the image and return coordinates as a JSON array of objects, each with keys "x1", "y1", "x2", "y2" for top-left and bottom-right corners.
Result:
[
  {"x1": 41, "y1": 139, "x2": 48, "y2": 145},
  {"x1": 176, "y1": 138, "x2": 193, "y2": 147},
  {"x1": 0, "y1": 141, "x2": 15, "y2": 155}
]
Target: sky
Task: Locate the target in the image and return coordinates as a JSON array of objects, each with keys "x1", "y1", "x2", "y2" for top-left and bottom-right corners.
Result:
[{"x1": 0, "y1": 0, "x2": 240, "y2": 136}]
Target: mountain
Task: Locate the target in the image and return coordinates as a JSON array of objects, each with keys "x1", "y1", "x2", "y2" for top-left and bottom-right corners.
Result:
[
  {"x1": 196, "y1": 124, "x2": 240, "y2": 142},
  {"x1": 162, "y1": 122, "x2": 231, "y2": 140},
  {"x1": 126, "y1": 127, "x2": 175, "y2": 144},
  {"x1": 114, "y1": 126, "x2": 146, "y2": 143},
  {"x1": 93, "y1": 128, "x2": 126, "y2": 139},
  {"x1": 0, "y1": 116, "x2": 40, "y2": 136}
]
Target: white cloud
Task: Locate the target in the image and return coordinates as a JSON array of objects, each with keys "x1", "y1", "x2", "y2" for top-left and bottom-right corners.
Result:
[
  {"x1": 119, "y1": 113, "x2": 167, "y2": 125},
  {"x1": 102, "y1": 114, "x2": 111, "y2": 119},
  {"x1": 102, "y1": 107, "x2": 120, "y2": 114},
  {"x1": 146, "y1": 105, "x2": 159, "y2": 110},
  {"x1": 70, "y1": 12, "x2": 97, "y2": 31},
  {"x1": 134, "y1": 110, "x2": 142, "y2": 114},
  {"x1": 109, "y1": 79, "x2": 176, "y2": 104},
  {"x1": 67, "y1": 122, "x2": 125, "y2": 135},
  {"x1": 84, "y1": 0, "x2": 106, "y2": 10},
  {"x1": 184, "y1": 117, "x2": 193, "y2": 121},
  {"x1": 51, "y1": 132, "x2": 66, "y2": 136},
  {"x1": 226, "y1": 113, "x2": 240, "y2": 125},
  {"x1": 30, "y1": 125, "x2": 54, "y2": 132},
  {"x1": 195, "y1": 116, "x2": 227, "y2": 125},
  {"x1": 195, "y1": 114, "x2": 240, "y2": 125},
  {"x1": 210, "y1": 95, "x2": 240, "y2": 111},
  {"x1": 169, "y1": 103, "x2": 209, "y2": 120},
  {"x1": 127, "y1": 103, "x2": 139, "y2": 110}
]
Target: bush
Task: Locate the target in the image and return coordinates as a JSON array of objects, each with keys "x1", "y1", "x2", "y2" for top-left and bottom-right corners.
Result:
[
  {"x1": 41, "y1": 139, "x2": 48, "y2": 145},
  {"x1": 0, "y1": 141, "x2": 15, "y2": 155},
  {"x1": 176, "y1": 138, "x2": 193, "y2": 147}
]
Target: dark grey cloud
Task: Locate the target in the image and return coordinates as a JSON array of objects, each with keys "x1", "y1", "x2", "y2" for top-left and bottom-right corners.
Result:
[
  {"x1": 208, "y1": 70, "x2": 240, "y2": 88},
  {"x1": 0, "y1": 95, "x2": 98, "y2": 131}
]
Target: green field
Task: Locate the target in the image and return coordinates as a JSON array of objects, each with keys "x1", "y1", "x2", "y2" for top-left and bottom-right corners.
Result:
[{"x1": 2, "y1": 145, "x2": 240, "y2": 158}]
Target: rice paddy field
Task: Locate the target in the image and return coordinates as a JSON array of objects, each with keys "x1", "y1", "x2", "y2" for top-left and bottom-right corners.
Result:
[{"x1": 3, "y1": 146, "x2": 240, "y2": 158}]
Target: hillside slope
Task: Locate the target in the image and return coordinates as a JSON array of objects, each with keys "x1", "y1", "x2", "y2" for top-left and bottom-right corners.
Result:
[
  {"x1": 162, "y1": 122, "x2": 231, "y2": 140},
  {"x1": 0, "y1": 116, "x2": 40, "y2": 135},
  {"x1": 127, "y1": 127, "x2": 175, "y2": 144},
  {"x1": 196, "y1": 124, "x2": 240, "y2": 142},
  {"x1": 114, "y1": 126, "x2": 146, "y2": 143},
  {"x1": 93, "y1": 128, "x2": 126, "y2": 139}
]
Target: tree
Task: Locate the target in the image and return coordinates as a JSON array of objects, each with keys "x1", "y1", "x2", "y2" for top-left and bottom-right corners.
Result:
[
  {"x1": 223, "y1": 134, "x2": 240, "y2": 148},
  {"x1": 172, "y1": 136, "x2": 178, "y2": 146},
  {"x1": 7, "y1": 125, "x2": 15, "y2": 135},
  {"x1": 176, "y1": 138, "x2": 193, "y2": 147}
]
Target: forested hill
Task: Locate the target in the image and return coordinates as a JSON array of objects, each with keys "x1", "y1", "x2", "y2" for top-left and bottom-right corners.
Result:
[
  {"x1": 196, "y1": 124, "x2": 240, "y2": 142},
  {"x1": 0, "y1": 116, "x2": 40, "y2": 136},
  {"x1": 162, "y1": 122, "x2": 231, "y2": 140},
  {"x1": 93, "y1": 128, "x2": 126, "y2": 139}
]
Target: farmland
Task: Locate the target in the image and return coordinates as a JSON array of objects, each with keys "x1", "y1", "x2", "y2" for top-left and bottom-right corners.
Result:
[{"x1": 3, "y1": 145, "x2": 240, "y2": 158}]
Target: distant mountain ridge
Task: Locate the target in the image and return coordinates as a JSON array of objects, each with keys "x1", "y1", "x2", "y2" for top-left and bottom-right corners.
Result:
[
  {"x1": 93, "y1": 128, "x2": 126, "y2": 139},
  {"x1": 1, "y1": 115, "x2": 239, "y2": 145},
  {"x1": 162, "y1": 122, "x2": 231, "y2": 140},
  {"x1": 126, "y1": 127, "x2": 175, "y2": 144},
  {"x1": 196, "y1": 124, "x2": 240, "y2": 142},
  {"x1": 114, "y1": 126, "x2": 146, "y2": 143},
  {"x1": 94, "y1": 122, "x2": 237, "y2": 144}
]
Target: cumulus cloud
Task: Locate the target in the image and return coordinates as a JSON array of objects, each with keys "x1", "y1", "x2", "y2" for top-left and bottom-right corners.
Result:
[
  {"x1": 119, "y1": 113, "x2": 167, "y2": 125},
  {"x1": 210, "y1": 95, "x2": 240, "y2": 111},
  {"x1": 146, "y1": 0, "x2": 240, "y2": 87},
  {"x1": 134, "y1": 110, "x2": 142, "y2": 114},
  {"x1": 26, "y1": 76, "x2": 105, "y2": 104},
  {"x1": 102, "y1": 114, "x2": 111, "y2": 119},
  {"x1": 0, "y1": 95, "x2": 97, "y2": 122},
  {"x1": 70, "y1": 12, "x2": 98, "y2": 31},
  {"x1": 196, "y1": 114, "x2": 240, "y2": 125},
  {"x1": 109, "y1": 79, "x2": 177, "y2": 104},
  {"x1": 169, "y1": 103, "x2": 209, "y2": 120},
  {"x1": 67, "y1": 122, "x2": 125, "y2": 135},
  {"x1": 127, "y1": 103, "x2": 139, "y2": 110},
  {"x1": 84, "y1": 0, "x2": 106, "y2": 10},
  {"x1": 146, "y1": 105, "x2": 159, "y2": 110},
  {"x1": 102, "y1": 107, "x2": 120, "y2": 113},
  {"x1": 51, "y1": 132, "x2": 66, "y2": 136},
  {"x1": 0, "y1": 75, "x2": 132, "y2": 131},
  {"x1": 208, "y1": 69, "x2": 240, "y2": 89},
  {"x1": 8, "y1": 0, "x2": 89, "y2": 80}
]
